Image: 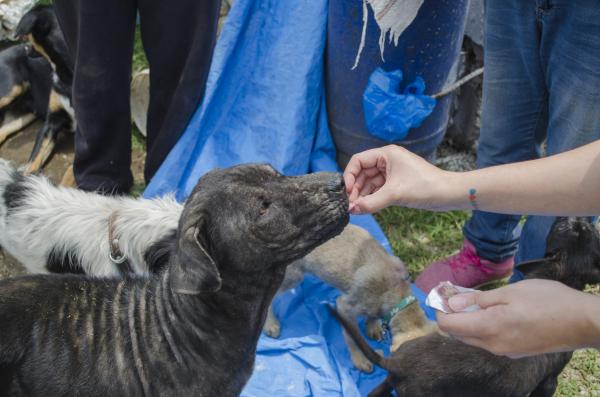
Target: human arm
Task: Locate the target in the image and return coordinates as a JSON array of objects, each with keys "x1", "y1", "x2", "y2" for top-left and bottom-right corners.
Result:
[
  {"x1": 435, "y1": 280, "x2": 600, "y2": 358},
  {"x1": 343, "y1": 141, "x2": 600, "y2": 216}
]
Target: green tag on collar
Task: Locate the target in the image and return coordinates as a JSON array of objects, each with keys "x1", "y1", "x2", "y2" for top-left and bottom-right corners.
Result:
[{"x1": 382, "y1": 295, "x2": 417, "y2": 325}]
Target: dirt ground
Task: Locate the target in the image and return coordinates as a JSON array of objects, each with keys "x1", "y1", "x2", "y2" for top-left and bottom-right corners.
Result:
[{"x1": 0, "y1": 119, "x2": 146, "y2": 279}]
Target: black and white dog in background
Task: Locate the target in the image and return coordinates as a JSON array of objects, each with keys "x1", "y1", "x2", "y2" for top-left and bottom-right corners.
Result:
[
  {"x1": 0, "y1": 158, "x2": 181, "y2": 276},
  {"x1": 15, "y1": 4, "x2": 75, "y2": 174}
]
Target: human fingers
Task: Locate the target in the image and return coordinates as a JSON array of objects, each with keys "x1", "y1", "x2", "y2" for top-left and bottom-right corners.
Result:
[
  {"x1": 343, "y1": 172, "x2": 356, "y2": 194},
  {"x1": 349, "y1": 186, "x2": 360, "y2": 204},
  {"x1": 351, "y1": 185, "x2": 396, "y2": 214},
  {"x1": 436, "y1": 310, "x2": 494, "y2": 338},
  {"x1": 343, "y1": 149, "x2": 387, "y2": 192},
  {"x1": 358, "y1": 174, "x2": 386, "y2": 197},
  {"x1": 352, "y1": 167, "x2": 378, "y2": 192},
  {"x1": 348, "y1": 168, "x2": 385, "y2": 204},
  {"x1": 447, "y1": 287, "x2": 511, "y2": 312}
]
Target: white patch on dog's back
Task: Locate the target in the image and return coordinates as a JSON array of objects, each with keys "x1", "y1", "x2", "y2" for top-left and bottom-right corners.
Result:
[{"x1": 0, "y1": 161, "x2": 182, "y2": 276}]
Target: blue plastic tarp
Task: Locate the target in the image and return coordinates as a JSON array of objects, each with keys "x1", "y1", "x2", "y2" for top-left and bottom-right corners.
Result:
[{"x1": 144, "y1": 0, "x2": 432, "y2": 395}]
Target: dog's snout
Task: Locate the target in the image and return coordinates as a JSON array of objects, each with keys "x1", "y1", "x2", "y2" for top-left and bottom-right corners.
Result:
[{"x1": 328, "y1": 174, "x2": 345, "y2": 192}]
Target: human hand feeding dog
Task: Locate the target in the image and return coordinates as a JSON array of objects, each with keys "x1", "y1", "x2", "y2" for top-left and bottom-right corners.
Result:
[
  {"x1": 0, "y1": 164, "x2": 349, "y2": 396},
  {"x1": 344, "y1": 141, "x2": 600, "y2": 216},
  {"x1": 343, "y1": 145, "x2": 446, "y2": 214}
]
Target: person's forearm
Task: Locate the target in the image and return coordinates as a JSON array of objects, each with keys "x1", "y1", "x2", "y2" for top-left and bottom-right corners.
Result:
[{"x1": 435, "y1": 140, "x2": 600, "y2": 215}]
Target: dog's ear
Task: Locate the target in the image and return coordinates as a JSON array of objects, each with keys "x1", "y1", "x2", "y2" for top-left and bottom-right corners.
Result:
[
  {"x1": 15, "y1": 14, "x2": 36, "y2": 38},
  {"x1": 517, "y1": 254, "x2": 559, "y2": 279},
  {"x1": 171, "y1": 216, "x2": 222, "y2": 295}
]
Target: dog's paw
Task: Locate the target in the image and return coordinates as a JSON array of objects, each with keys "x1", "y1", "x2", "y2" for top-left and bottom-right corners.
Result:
[
  {"x1": 352, "y1": 353, "x2": 374, "y2": 373},
  {"x1": 391, "y1": 333, "x2": 415, "y2": 352},
  {"x1": 366, "y1": 319, "x2": 385, "y2": 341},
  {"x1": 263, "y1": 321, "x2": 281, "y2": 338}
]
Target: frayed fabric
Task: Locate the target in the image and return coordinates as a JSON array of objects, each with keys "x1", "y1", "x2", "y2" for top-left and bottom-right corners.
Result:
[{"x1": 353, "y1": 0, "x2": 424, "y2": 68}]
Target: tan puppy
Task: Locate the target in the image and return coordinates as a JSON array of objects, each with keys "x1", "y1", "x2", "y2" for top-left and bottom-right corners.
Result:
[{"x1": 264, "y1": 224, "x2": 436, "y2": 372}]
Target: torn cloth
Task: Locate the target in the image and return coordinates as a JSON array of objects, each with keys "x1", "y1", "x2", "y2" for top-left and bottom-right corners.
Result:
[
  {"x1": 0, "y1": 0, "x2": 35, "y2": 40},
  {"x1": 354, "y1": 0, "x2": 424, "y2": 67}
]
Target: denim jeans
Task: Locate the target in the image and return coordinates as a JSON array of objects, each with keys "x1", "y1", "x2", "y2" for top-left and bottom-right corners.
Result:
[{"x1": 462, "y1": 0, "x2": 600, "y2": 279}]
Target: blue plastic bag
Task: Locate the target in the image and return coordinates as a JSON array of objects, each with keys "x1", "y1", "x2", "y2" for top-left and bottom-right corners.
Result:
[{"x1": 363, "y1": 67, "x2": 436, "y2": 142}]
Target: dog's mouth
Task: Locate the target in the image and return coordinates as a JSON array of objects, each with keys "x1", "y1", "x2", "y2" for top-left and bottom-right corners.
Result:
[{"x1": 310, "y1": 191, "x2": 350, "y2": 244}]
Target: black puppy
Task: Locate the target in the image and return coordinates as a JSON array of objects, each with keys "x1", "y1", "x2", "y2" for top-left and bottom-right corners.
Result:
[
  {"x1": 331, "y1": 217, "x2": 600, "y2": 397},
  {"x1": 0, "y1": 44, "x2": 52, "y2": 144},
  {"x1": 0, "y1": 164, "x2": 349, "y2": 396},
  {"x1": 15, "y1": 4, "x2": 74, "y2": 174}
]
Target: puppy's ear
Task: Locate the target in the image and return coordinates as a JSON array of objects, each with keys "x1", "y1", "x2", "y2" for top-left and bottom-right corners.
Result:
[
  {"x1": 15, "y1": 14, "x2": 35, "y2": 38},
  {"x1": 171, "y1": 216, "x2": 222, "y2": 295},
  {"x1": 517, "y1": 254, "x2": 559, "y2": 279}
]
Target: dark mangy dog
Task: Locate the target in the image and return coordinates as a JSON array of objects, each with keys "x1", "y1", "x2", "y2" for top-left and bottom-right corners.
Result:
[
  {"x1": 332, "y1": 217, "x2": 600, "y2": 397},
  {"x1": 0, "y1": 164, "x2": 349, "y2": 396},
  {"x1": 15, "y1": 4, "x2": 74, "y2": 174},
  {"x1": 0, "y1": 44, "x2": 52, "y2": 144}
]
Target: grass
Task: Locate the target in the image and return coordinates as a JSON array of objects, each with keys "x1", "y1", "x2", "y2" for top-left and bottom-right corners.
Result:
[
  {"x1": 376, "y1": 207, "x2": 469, "y2": 277},
  {"x1": 132, "y1": 27, "x2": 149, "y2": 72},
  {"x1": 377, "y1": 207, "x2": 600, "y2": 396},
  {"x1": 558, "y1": 350, "x2": 600, "y2": 396},
  {"x1": 130, "y1": 26, "x2": 148, "y2": 197}
]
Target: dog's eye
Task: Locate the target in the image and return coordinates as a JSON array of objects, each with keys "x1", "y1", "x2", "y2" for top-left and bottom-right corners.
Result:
[{"x1": 259, "y1": 202, "x2": 270, "y2": 216}]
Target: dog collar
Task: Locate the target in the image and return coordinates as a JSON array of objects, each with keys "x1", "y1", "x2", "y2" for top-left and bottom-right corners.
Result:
[
  {"x1": 382, "y1": 295, "x2": 417, "y2": 326},
  {"x1": 108, "y1": 211, "x2": 128, "y2": 265}
]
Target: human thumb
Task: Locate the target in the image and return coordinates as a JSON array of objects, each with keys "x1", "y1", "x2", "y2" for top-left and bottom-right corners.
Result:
[
  {"x1": 448, "y1": 289, "x2": 505, "y2": 312},
  {"x1": 352, "y1": 186, "x2": 395, "y2": 214},
  {"x1": 448, "y1": 292, "x2": 480, "y2": 312}
]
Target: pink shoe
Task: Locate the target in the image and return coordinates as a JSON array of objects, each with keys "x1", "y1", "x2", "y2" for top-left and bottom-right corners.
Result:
[{"x1": 415, "y1": 240, "x2": 514, "y2": 293}]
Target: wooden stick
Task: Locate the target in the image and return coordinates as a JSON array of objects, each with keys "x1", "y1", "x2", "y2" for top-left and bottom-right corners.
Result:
[{"x1": 432, "y1": 67, "x2": 484, "y2": 99}]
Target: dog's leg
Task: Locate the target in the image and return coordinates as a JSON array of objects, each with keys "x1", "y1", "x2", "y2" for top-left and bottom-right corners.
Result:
[
  {"x1": 263, "y1": 263, "x2": 304, "y2": 338},
  {"x1": 0, "y1": 113, "x2": 36, "y2": 145},
  {"x1": 365, "y1": 317, "x2": 385, "y2": 341},
  {"x1": 24, "y1": 105, "x2": 71, "y2": 174},
  {"x1": 0, "y1": 84, "x2": 26, "y2": 108},
  {"x1": 264, "y1": 304, "x2": 281, "y2": 338},
  {"x1": 60, "y1": 164, "x2": 76, "y2": 188},
  {"x1": 367, "y1": 376, "x2": 394, "y2": 397},
  {"x1": 389, "y1": 304, "x2": 438, "y2": 352},
  {"x1": 337, "y1": 295, "x2": 375, "y2": 373},
  {"x1": 529, "y1": 376, "x2": 559, "y2": 397}
]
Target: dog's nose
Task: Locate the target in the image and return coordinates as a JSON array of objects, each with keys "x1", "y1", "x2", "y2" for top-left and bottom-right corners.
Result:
[{"x1": 328, "y1": 174, "x2": 345, "y2": 192}]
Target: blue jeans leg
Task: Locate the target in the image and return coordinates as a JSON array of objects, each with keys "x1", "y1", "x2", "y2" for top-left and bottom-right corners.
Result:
[
  {"x1": 464, "y1": 0, "x2": 548, "y2": 263},
  {"x1": 511, "y1": 0, "x2": 600, "y2": 281}
]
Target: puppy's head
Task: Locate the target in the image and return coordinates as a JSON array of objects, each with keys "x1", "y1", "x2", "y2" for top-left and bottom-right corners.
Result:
[
  {"x1": 518, "y1": 217, "x2": 600, "y2": 290},
  {"x1": 170, "y1": 164, "x2": 349, "y2": 295},
  {"x1": 15, "y1": 5, "x2": 70, "y2": 71}
]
